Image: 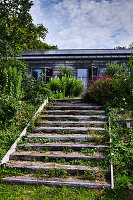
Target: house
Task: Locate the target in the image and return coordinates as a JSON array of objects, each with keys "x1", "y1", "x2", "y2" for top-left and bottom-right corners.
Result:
[{"x1": 20, "y1": 49, "x2": 132, "y2": 85}]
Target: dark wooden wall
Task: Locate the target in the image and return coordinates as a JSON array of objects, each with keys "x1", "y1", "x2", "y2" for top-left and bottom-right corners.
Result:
[{"x1": 26, "y1": 58, "x2": 129, "y2": 78}]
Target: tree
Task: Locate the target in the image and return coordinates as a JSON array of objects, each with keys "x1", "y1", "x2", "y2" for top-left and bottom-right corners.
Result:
[
  {"x1": 114, "y1": 46, "x2": 126, "y2": 49},
  {"x1": 0, "y1": 0, "x2": 57, "y2": 58},
  {"x1": 114, "y1": 42, "x2": 133, "y2": 49},
  {"x1": 128, "y1": 42, "x2": 133, "y2": 49}
]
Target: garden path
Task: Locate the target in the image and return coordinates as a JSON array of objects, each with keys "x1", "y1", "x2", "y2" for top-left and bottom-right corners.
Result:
[{"x1": 3, "y1": 99, "x2": 111, "y2": 188}]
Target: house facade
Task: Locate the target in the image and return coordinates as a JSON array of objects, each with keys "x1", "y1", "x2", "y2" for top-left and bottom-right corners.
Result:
[{"x1": 20, "y1": 49, "x2": 132, "y2": 85}]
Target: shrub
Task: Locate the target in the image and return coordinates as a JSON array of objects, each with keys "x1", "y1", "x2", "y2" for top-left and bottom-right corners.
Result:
[
  {"x1": 115, "y1": 174, "x2": 131, "y2": 190},
  {"x1": 22, "y1": 74, "x2": 51, "y2": 103},
  {"x1": 58, "y1": 66, "x2": 73, "y2": 78},
  {"x1": 48, "y1": 77, "x2": 84, "y2": 98},
  {"x1": 83, "y1": 74, "x2": 131, "y2": 107},
  {"x1": 0, "y1": 95, "x2": 19, "y2": 123},
  {"x1": 105, "y1": 62, "x2": 127, "y2": 77},
  {"x1": 0, "y1": 65, "x2": 22, "y2": 99}
]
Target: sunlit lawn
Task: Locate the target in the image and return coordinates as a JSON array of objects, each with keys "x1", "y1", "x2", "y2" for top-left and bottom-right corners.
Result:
[{"x1": 0, "y1": 183, "x2": 132, "y2": 200}]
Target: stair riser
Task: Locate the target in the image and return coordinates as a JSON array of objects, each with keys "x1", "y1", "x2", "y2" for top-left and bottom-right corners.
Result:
[
  {"x1": 17, "y1": 145, "x2": 107, "y2": 152},
  {"x1": 46, "y1": 106, "x2": 103, "y2": 110},
  {"x1": 7, "y1": 166, "x2": 101, "y2": 176},
  {"x1": 40, "y1": 116, "x2": 107, "y2": 121},
  {"x1": 2, "y1": 178, "x2": 110, "y2": 188},
  {"x1": 10, "y1": 155, "x2": 105, "y2": 162},
  {"x1": 33, "y1": 128, "x2": 105, "y2": 134},
  {"x1": 33, "y1": 128, "x2": 88, "y2": 134},
  {"x1": 41, "y1": 111, "x2": 105, "y2": 115},
  {"x1": 38, "y1": 122, "x2": 106, "y2": 127},
  {"x1": 26, "y1": 136, "x2": 98, "y2": 142},
  {"x1": 53, "y1": 99, "x2": 86, "y2": 103}
]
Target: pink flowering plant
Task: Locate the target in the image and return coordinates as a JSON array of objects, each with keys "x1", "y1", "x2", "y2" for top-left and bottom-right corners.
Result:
[{"x1": 83, "y1": 74, "x2": 130, "y2": 107}]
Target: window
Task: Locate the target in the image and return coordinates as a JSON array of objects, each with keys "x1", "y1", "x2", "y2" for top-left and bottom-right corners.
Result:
[
  {"x1": 32, "y1": 67, "x2": 53, "y2": 83},
  {"x1": 77, "y1": 67, "x2": 98, "y2": 86},
  {"x1": 77, "y1": 69, "x2": 88, "y2": 86},
  {"x1": 32, "y1": 69, "x2": 43, "y2": 80}
]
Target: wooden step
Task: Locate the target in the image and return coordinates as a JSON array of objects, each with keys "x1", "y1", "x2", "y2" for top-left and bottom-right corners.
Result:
[
  {"x1": 6, "y1": 161, "x2": 103, "y2": 175},
  {"x1": 46, "y1": 105, "x2": 103, "y2": 110},
  {"x1": 40, "y1": 115, "x2": 108, "y2": 121},
  {"x1": 2, "y1": 175, "x2": 111, "y2": 188},
  {"x1": 32, "y1": 127, "x2": 105, "y2": 134},
  {"x1": 10, "y1": 151, "x2": 106, "y2": 162},
  {"x1": 25, "y1": 134, "x2": 103, "y2": 142},
  {"x1": 38, "y1": 121, "x2": 107, "y2": 127},
  {"x1": 42, "y1": 110, "x2": 105, "y2": 115},
  {"x1": 17, "y1": 143, "x2": 108, "y2": 151}
]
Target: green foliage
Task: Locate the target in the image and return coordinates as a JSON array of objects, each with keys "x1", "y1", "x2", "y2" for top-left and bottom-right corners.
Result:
[
  {"x1": 114, "y1": 41, "x2": 133, "y2": 49},
  {"x1": 0, "y1": 166, "x2": 23, "y2": 179},
  {"x1": 0, "y1": 100, "x2": 39, "y2": 161},
  {"x1": 83, "y1": 75, "x2": 131, "y2": 107},
  {"x1": 115, "y1": 174, "x2": 132, "y2": 190},
  {"x1": 0, "y1": 95, "x2": 19, "y2": 123},
  {"x1": 107, "y1": 109, "x2": 133, "y2": 189},
  {"x1": 83, "y1": 54, "x2": 133, "y2": 108},
  {"x1": 127, "y1": 54, "x2": 133, "y2": 99},
  {"x1": 1, "y1": 184, "x2": 127, "y2": 200},
  {"x1": 48, "y1": 77, "x2": 84, "y2": 98},
  {"x1": 47, "y1": 168, "x2": 68, "y2": 178},
  {"x1": 0, "y1": 65, "x2": 22, "y2": 99},
  {"x1": 104, "y1": 63, "x2": 127, "y2": 77},
  {"x1": 22, "y1": 74, "x2": 51, "y2": 103},
  {"x1": 59, "y1": 66, "x2": 73, "y2": 78},
  {"x1": 0, "y1": 0, "x2": 57, "y2": 57}
]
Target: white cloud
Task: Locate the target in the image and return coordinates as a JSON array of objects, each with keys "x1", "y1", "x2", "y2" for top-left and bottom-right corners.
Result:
[{"x1": 31, "y1": 0, "x2": 133, "y2": 49}]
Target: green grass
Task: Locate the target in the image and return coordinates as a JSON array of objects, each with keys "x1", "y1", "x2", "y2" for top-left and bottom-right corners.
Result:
[
  {"x1": 0, "y1": 101, "x2": 40, "y2": 163},
  {"x1": 0, "y1": 183, "x2": 132, "y2": 200}
]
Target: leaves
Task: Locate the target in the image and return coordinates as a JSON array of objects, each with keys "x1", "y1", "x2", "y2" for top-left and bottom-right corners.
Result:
[{"x1": 0, "y1": 0, "x2": 58, "y2": 57}]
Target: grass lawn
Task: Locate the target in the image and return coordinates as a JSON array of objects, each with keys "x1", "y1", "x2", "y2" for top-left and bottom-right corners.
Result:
[{"x1": 0, "y1": 183, "x2": 132, "y2": 200}]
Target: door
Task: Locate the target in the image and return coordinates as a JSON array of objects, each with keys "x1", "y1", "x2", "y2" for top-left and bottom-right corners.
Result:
[{"x1": 77, "y1": 69, "x2": 88, "y2": 86}]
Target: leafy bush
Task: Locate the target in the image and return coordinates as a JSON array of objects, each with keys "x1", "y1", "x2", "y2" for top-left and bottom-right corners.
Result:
[
  {"x1": 58, "y1": 66, "x2": 73, "y2": 78},
  {"x1": 48, "y1": 77, "x2": 84, "y2": 98},
  {"x1": 83, "y1": 55, "x2": 133, "y2": 108},
  {"x1": 115, "y1": 174, "x2": 131, "y2": 190},
  {"x1": 83, "y1": 74, "x2": 131, "y2": 107},
  {"x1": 22, "y1": 74, "x2": 51, "y2": 103},
  {"x1": 104, "y1": 62, "x2": 127, "y2": 77},
  {"x1": 0, "y1": 65, "x2": 22, "y2": 99},
  {"x1": 0, "y1": 95, "x2": 20, "y2": 123}
]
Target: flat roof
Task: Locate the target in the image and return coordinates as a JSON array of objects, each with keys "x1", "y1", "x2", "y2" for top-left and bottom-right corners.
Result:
[
  {"x1": 19, "y1": 49, "x2": 132, "y2": 61},
  {"x1": 21, "y1": 49, "x2": 133, "y2": 56}
]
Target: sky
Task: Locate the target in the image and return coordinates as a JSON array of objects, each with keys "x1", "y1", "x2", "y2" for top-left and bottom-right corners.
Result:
[{"x1": 30, "y1": 0, "x2": 133, "y2": 49}]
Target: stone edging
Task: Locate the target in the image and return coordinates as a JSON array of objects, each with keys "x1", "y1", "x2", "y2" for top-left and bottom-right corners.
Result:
[{"x1": 1, "y1": 98, "x2": 48, "y2": 165}]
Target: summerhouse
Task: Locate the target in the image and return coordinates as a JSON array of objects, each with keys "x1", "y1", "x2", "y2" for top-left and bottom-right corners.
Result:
[{"x1": 20, "y1": 49, "x2": 132, "y2": 85}]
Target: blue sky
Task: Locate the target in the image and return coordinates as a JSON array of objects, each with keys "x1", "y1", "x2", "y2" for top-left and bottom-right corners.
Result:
[{"x1": 30, "y1": 0, "x2": 133, "y2": 49}]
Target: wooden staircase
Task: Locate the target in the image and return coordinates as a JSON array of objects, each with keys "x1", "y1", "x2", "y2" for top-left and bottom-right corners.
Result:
[{"x1": 3, "y1": 99, "x2": 111, "y2": 188}]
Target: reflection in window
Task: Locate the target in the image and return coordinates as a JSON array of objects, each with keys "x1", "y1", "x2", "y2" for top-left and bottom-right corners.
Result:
[
  {"x1": 32, "y1": 69, "x2": 43, "y2": 80},
  {"x1": 77, "y1": 69, "x2": 88, "y2": 85},
  {"x1": 32, "y1": 68, "x2": 53, "y2": 83}
]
